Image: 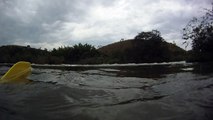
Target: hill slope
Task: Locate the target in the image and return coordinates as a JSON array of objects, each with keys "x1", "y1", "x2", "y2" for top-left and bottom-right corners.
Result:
[
  {"x1": 99, "y1": 39, "x2": 186, "y2": 63},
  {"x1": 99, "y1": 39, "x2": 134, "y2": 55}
]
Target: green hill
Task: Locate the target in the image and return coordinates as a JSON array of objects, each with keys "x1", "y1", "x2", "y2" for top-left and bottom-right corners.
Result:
[
  {"x1": 99, "y1": 39, "x2": 134, "y2": 55},
  {"x1": 99, "y1": 39, "x2": 186, "y2": 63}
]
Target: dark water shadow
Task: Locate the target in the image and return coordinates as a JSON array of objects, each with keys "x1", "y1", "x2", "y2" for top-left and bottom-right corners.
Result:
[
  {"x1": 114, "y1": 65, "x2": 183, "y2": 78},
  {"x1": 192, "y1": 62, "x2": 213, "y2": 75}
]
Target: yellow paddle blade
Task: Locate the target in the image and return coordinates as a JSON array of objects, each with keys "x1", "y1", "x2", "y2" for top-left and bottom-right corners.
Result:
[{"x1": 0, "y1": 61, "x2": 31, "y2": 83}]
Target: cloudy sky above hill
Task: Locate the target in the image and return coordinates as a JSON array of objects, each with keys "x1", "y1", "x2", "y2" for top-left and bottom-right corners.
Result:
[{"x1": 0, "y1": 0, "x2": 212, "y2": 49}]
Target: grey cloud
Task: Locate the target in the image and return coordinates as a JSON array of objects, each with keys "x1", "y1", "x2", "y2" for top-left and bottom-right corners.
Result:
[
  {"x1": 0, "y1": 0, "x2": 85, "y2": 46},
  {"x1": 0, "y1": 0, "x2": 212, "y2": 49},
  {"x1": 0, "y1": 0, "x2": 117, "y2": 48}
]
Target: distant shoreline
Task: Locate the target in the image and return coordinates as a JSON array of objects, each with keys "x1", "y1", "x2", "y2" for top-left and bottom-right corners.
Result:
[{"x1": 0, "y1": 61, "x2": 188, "y2": 67}]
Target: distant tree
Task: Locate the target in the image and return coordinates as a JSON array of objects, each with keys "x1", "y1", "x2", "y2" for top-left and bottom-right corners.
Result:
[
  {"x1": 134, "y1": 30, "x2": 164, "y2": 41},
  {"x1": 71, "y1": 43, "x2": 99, "y2": 60},
  {"x1": 183, "y1": 4, "x2": 213, "y2": 61},
  {"x1": 124, "y1": 30, "x2": 171, "y2": 63},
  {"x1": 120, "y1": 38, "x2": 124, "y2": 41},
  {"x1": 50, "y1": 43, "x2": 100, "y2": 63}
]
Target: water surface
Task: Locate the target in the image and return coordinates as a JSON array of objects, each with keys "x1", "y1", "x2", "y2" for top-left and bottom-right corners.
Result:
[{"x1": 0, "y1": 62, "x2": 213, "y2": 120}]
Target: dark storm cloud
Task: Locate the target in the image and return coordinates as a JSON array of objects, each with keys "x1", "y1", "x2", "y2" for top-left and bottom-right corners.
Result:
[{"x1": 0, "y1": 0, "x2": 212, "y2": 49}]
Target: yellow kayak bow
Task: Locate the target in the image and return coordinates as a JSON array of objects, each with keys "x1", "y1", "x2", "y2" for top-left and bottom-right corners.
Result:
[{"x1": 0, "y1": 61, "x2": 31, "y2": 83}]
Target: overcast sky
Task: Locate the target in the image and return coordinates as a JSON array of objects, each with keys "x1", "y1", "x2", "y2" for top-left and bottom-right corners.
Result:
[{"x1": 0, "y1": 0, "x2": 212, "y2": 50}]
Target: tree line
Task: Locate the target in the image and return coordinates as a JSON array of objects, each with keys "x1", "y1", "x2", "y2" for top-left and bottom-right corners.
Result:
[
  {"x1": 0, "y1": 44, "x2": 101, "y2": 64},
  {"x1": 0, "y1": 30, "x2": 186, "y2": 64}
]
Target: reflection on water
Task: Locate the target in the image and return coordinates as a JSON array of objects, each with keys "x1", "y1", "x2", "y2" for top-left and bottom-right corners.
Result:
[{"x1": 0, "y1": 62, "x2": 213, "y2": 120}]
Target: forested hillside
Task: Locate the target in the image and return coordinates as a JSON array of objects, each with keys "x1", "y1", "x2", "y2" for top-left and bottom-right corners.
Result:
[{"x1": 99, "y1": 30, "x2": 186, "y2": 63}]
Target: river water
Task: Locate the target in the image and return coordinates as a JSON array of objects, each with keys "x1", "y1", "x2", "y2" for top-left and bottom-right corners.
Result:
[{"x1": 0, "y1": 62, "x2": 213, "y2": 120}]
